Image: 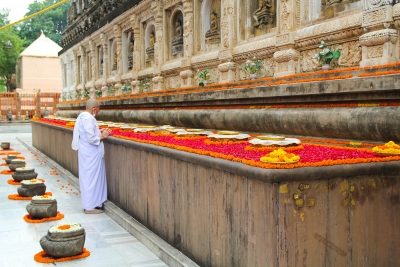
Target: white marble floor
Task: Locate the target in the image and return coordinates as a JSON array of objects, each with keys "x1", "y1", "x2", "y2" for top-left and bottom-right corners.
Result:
[{"x1": 0, "y1": 130, "x2": 169, "y2": 267}]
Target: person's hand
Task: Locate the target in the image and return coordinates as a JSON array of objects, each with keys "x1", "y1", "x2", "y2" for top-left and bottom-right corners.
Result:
[{"x1": 101, "y1": 128, "x2": 111, "y2": 140}]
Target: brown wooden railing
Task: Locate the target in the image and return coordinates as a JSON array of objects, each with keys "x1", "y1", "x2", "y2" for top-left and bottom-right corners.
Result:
[{"x1": 0, "y1": 92, "x2": 60, "y2": 120}]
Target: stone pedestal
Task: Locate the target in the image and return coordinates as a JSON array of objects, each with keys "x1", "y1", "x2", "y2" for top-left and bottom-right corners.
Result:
[
  {"x1": 40, "y1": 224, "x2": 86, "y2": 257},
  {"x1": 5, "y1": 155, "x2": 18, "y2": 164},
  {"x1": 359, "y1": 29, "x2": 399, "y2": 67},
  {"x1": 152, "y1": 76, "x2": 164, "y2": 91},
  {"x1": 1, "y1": 141, "x2": 10, "y2": 150},
  {"x1": 26, "y1": 198, "x2": 57, "y2": 219},
  {"x1": 131, "y1": 80, "x2": 140, "y2": 93},
  {"x1": 273, "y1": 48, "x2": 299, "y2": 77},
  {"x1": 218, "y1": 62, "x2": 236, "y2": 83},
  {"x1": 18, "y1": 182, "x2": 46, "y2": 197},
  {"x1": 9, "y1": 159, "x2": 26, "y2": 171},
  {"x1": 180, "y1": 69, "x2": 194, "y2": 87},
  {"x1": 12, "y1": 167, "x2": 38, "y2": 182}
]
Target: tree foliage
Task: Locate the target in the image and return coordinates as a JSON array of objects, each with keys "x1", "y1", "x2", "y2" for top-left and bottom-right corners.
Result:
[
  {"x1": 19, "y1": 0, "x2": 70, "y2": 47},
  {"x1": 0, "y1": 9, "x2": 25, "y2": 91}
]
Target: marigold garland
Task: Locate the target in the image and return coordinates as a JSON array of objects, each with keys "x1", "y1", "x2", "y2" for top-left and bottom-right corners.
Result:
[
  {"x1": 8, "y1": 192, "x2": 52, "y2": 200},
  {"x1": 1, "y1": 170, "x2": 14, "y2": 175},
  {"x1": 7, "y1": 178, "x2": 45, "y2": 185},
  {"x1": 23, "y1": 211, "x2": 64, "y2": 223},
  {"x1": 0, "y1": 151, "x2": 20, "y2": 156},
  {"x1": 34, "y1": 248, "x2": 90, "y2": 263},
  {"x1": 0, "y1": 163, "x2": 7, "y2": 166}
]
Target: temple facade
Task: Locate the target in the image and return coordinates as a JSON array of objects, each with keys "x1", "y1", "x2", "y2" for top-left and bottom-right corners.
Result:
[{"x1": 59, "y1": 0, "x2": 400, "y2": 99}]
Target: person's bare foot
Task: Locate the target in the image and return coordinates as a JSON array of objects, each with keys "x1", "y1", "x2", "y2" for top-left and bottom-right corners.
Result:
[{"x1": 84, "y1": 209, "x2": 103, "y2": 214}]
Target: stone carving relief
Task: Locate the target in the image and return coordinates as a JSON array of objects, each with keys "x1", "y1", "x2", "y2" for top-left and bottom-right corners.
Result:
[
  {"x1": 335, "y1": 41, "x2": 362, "y2": 67},
  {"x1": 128, "y1": 38, "x2": 134, "y2": 70},
  {"x1": 221, "y1": 7, "x2": 230, "y2": 48},
  {"x1": 278, "y1": 62, "x2": 289, "y2": 72},
  {"x1": 364, "y1": 0, "x2": 394, "y2": 11},
  {"x1": 280, "y1": 0, "x2": 290, "y2": 33},
  {"x1": 362, "y1": 6, "x2": 390, "y2": 28},
  {"x1": 367, "y1": 45, "x2": 384, "y2": 58},
  {"x1": 253, "y1": 0, "x2": 275, "y2": 33},
  {"x1": 165, "y1": 75, "x2": 181, "y2": 89},
  {"x1": 326, "y1": 0, "x2": 342, "y2": 7},
  {"x1": 300, "y1": 48, "x2": 320, "y2": 72}
]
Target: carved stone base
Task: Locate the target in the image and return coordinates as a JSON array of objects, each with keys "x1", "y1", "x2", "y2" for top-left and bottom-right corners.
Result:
[
  {"x1": 40, "y1": 226, "x2": 85, "y2": 258},
  {"x1": 152, "y1": 76, "x2": 164, "y2": 91},
  {"x1": 131, "y1": 80, "x2": 140, "y2": 93},
  {"x1": 218, "y1": 62, "x2": 237, "y2": 83},
  {"x1": 18, "y1": 183, "x2": 46, "y2": 197},
  {"x1": 26, "y1": 198, "x2": 57, "y2": 219},
  {"x1": 359, "y1": 29, "x2": 399, "y2": 67},
  {"x1": 180, "y1": 69, "x2": 194, "y2": 88},
  {"x1": 273, "y1": 48, "x2": 299, "y2": 77}
]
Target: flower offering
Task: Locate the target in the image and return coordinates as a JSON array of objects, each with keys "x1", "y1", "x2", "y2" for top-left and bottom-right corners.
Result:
[
  {"x1": 21, "y1": 179, "x2": 44, "y2": 185},
  {"x1": 260, "y1": 148, "x2": 300, "y2": 163},
  {"x1": 49, "y1": 223, "x2": 82, "y2": 233},
  {"x1": 372, "y1": 141, "x2": 400, "y2": 154}
]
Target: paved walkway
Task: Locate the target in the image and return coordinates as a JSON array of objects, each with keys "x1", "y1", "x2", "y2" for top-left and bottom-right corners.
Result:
[{"x1": 0, "y1": 124, "x2": 169, "y2": 267}]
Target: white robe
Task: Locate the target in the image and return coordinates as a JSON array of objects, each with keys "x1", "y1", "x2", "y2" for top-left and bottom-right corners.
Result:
[{"x1": 71, "y1": 111, "x2": 107, "y2": 210}]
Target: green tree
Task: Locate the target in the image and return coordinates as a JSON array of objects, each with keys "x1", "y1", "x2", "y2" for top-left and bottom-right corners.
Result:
[
  {"x1": 19, "y1": 0, "x2": 70, "y2": 47},
  {"x1": 0, "y1": 9, "x2": 25, "y2": 91}
]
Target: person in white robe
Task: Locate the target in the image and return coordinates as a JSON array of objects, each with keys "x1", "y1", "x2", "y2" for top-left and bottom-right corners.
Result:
[{"x1": 71, "y1": 98, "x2": 111, "y2": 214}]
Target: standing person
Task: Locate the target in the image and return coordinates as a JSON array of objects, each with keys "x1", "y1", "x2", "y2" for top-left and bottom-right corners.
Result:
[{"x1": 71, "y1": 98, "x2": 111, "y2": 214}]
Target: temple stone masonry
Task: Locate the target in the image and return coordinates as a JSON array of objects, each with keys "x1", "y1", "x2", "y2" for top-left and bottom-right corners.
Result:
[{"x1": 48, "y1": 0, "x2": 400, "y2": 266}]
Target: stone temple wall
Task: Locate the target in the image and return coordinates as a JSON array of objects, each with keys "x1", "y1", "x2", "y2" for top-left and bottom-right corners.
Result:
[{"x1": 59, "y1": 0, "x2": 400, "y2": 101}]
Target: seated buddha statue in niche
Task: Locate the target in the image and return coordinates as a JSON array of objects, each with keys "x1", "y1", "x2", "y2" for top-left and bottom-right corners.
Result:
[
  {"x1": 205, "y1": 11, "x2": 220, "y2": 44},
  {"x1": 146, "y1": 31, "x2": 155, "y2": 62},
  {"x1": 253, "y1": 0, "x2": 274, "y2": 28},
  {"x1": 172, "y1": 18, "x2": 184, "y2": 56}
]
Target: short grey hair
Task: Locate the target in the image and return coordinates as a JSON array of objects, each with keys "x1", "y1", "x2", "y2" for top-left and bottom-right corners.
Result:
[{"x1": 86, "y1": 98, "x2": 100, "y2": 110}]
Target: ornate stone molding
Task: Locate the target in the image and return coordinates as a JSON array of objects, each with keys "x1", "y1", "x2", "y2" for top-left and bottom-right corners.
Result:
[
  {"x1": 218, "y1": 62, "x2": 236, "y2": 83},
  {"x1": 359, "y1": 28, "x2": 398, "y2": 46},
  {"x1": 364, "y1": 0, "x2": 394, "y2": 11},
  {"x1": 164, "y1": 0, "x2": 181, "y2": 9},
  {"x1": 296, "y1": 13, "x2": 362, "y2": 40},
  {"x1": 362, "y1": 5, "x2": 393, "y2": 29},
  {"x1": 273, "y1": 49, "x2": 299, "y2": 63}
]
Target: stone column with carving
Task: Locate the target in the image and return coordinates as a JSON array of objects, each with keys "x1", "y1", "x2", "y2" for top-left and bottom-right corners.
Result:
[
  {"x1": 131, "y1": 14, "x2": 141, "y2": 93},
  {"x1": 218, "y1": 1, "x2": 236, "y2": 83},
  {"x1": 88, "y1": 40, "x2": 96, "y2": 95},
  {"x1": 359, "y1": 2, "x2": 399, "y2": 67},
  {"x1": 114, "y1": 25, "x2": 123, "y2": 94},
  {"x1": 273, "y1": 0, "x2": 299, "y2": 77},
  {"x1": 70, "y1": 51, "x2": 79, "y2": 100},
  {"x1": 100, "y1": 33, "x2": 109, "y2": 96},
  {"x1": 78, "y1": 46, "x2": 86, "y2": 100},
  {"x1": 151, "y1": 0, "x2": 164, "y2": 91},
  {"x1": 180, "y1": 0, "x2": 195, "y2": 87}
]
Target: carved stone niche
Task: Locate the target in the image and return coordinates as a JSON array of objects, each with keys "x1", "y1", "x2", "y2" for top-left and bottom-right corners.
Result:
[
  {"x1": 252, "y1": 0, "x2": 276, "y2": 36},
  {"x1": 359, "y1": 28, "x2": 398, "y2": 66},
  {"x1": 324, "y1": 0, "x2": 361, "y2": 20}
]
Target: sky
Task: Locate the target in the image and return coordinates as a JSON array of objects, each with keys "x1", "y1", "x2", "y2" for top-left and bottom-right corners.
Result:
[{"x1": 1, "y1": 0, "x2": 33, "y2": 23}]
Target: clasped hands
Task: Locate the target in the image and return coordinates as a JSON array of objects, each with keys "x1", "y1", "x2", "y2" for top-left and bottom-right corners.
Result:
[{"x1": 100, "y1": 128, "x2": 112, "y2": 140}]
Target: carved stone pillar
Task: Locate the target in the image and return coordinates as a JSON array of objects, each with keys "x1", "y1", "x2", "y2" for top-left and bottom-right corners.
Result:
[
  {"x1": 273, "y1": 0, "x2": 299, "y2": 77},
  {"x1": 78, "y1": 46, "x2": 86, "y2": 99},
  {"x1": 152, "y1": 0, "x2": 164, "y2": 90},
  {"x1": 113, "y1": 25, "x2": 123, "y2": 94},
  {"x1": 359, "y1": 4, "x2": 399, "y2": 67},
  {"x1": 217, "y1": 2, "x2": 235, "y2": 82},
  {"x1": 180, "y1": 0, "x2": 194, "y2": 87},
  {"x1": 71, "y1": 51, "x2": 79, "y2": 100},
  {"x1": 130, "y1": 15, "x2": 141, "y2": 92},
  {"x1": 87, "y1": 40, "x2": 96, "y2": 93},
  {"x1": 100, "y1": 33, "x2": 109, "y2": 96}
]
